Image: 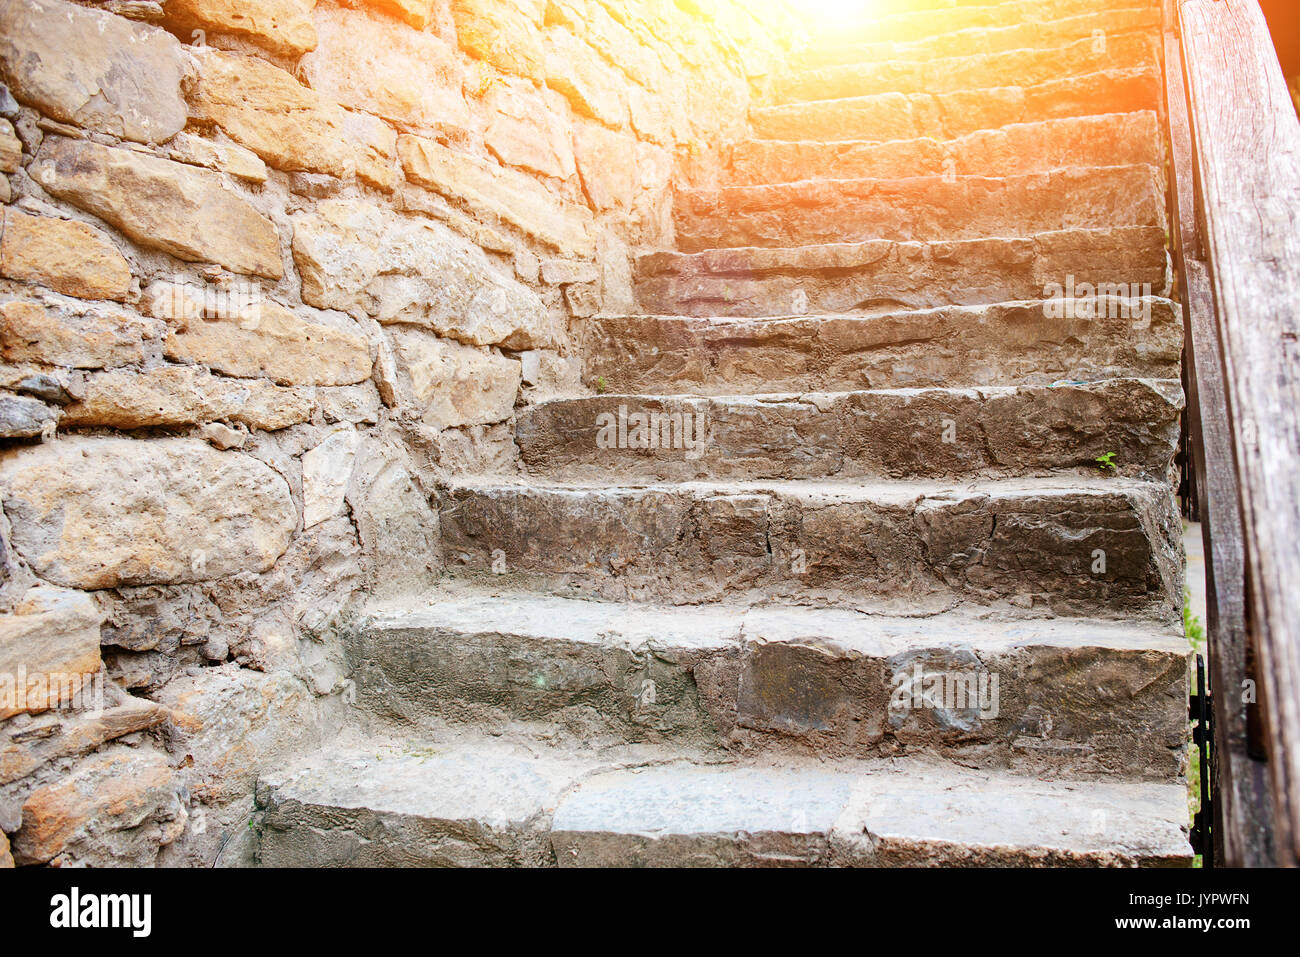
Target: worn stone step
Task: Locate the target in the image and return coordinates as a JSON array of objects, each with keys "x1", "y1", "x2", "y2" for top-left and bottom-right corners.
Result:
[
  {"x1": 585, "y1": 299, "x2": 1181, "y2": 396},
  {"x1": 635, "y1": 227, "x2": 1169, "y2": 318},
  {"x1": 551, "y1": 760, "x2": 1191, "y2": 867},
  {"x1": 255, "y1": 738, "x2": 1192, "y2": 867},
  {"x1": 675, "y1": 165, "x2": 1163, "y2": 252},
  {"x1": 772, "y1": 31, "x2": 1159, "y2": 105},
  {"x1": 436, "y1": 476, "x2": 1182, "y2": 619},
  {"x1": 796, "y1": 7, "x2": 1161, "y2": 70},
  {"x1": 824, "y1": 0, "x2": 1161, "y2": 50},
  {"x1": 515, "y1": 380, "x2": 1182, "y2": 483},
  {"x1": 351, "y1": 595, "x2": 1191, "y2": 779},
  {"x1": 724, "y1": 112, "x2": 1161, "y2": 188},
  {"x1": 752, "y1": 68, "x2": 1162, "y2": 142}
]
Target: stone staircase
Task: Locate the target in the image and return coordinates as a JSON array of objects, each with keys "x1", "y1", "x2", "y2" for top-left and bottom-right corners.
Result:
[{"x1": 253, "y1": 0, "x2": 1194, "y2": 867}]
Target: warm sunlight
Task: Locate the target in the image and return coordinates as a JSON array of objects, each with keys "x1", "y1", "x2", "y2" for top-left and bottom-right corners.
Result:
[{"x1": 797, "y1": 0, "x2": 881, "y2": 23}]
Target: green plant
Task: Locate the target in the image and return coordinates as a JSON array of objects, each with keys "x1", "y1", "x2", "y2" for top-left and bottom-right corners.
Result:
[
  {"x1": 595, "y1": 375, "x2": 609, "y2": 394},
  {"x1": 1184, "y1": 587, "x2": 1206, "y2": 654},
  {"x1": 1095, "y1": 451, "x2": 1118, "y2": 473}
]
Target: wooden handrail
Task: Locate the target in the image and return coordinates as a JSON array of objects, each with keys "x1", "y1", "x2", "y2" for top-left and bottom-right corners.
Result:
[{"x1": 1174, "y1": 0, "x2": 1300, "y2": 865}]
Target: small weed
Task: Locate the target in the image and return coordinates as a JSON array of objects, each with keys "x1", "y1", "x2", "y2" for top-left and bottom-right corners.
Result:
[
  {"x1": 595, "y1": 376, "x2": 609, "y2": 394},
  {"x1": 1184, "y1": 587, "x2": 1206, "y2": 654},
  {"x1": 1095, "y1": 451, "x2": 1118, "y2": 473}
]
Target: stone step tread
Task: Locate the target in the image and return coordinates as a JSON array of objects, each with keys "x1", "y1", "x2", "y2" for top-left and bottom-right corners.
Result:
[
  {"x1": 797, "y1": 7, "x2": 1161, "y2": 70},
  {"x1": 771, "y1": 30, "x2": 1159, "y2": 105},
  {"x1": 446, "y1": 472, "x2": 1169, "y2": 497},
  {"x1": 255, "y1": 736, "x2": 1192, "y2": 867},
  {"x1": 363, "y1": 591, "x2": 1188, "y2": 654},
  {"x1": 587, "y1": 298, "x2": 1181, "y2": 394},
  {"x1": 751, "y1": 67, "x2": 1162, "y2": 143},
  {"x1": 722, "y1": 111, "x2": 1162, "y2": 187},
  {"x1": 674, "y1": 164, "x2": 1164, "y2": 251},
  {"x1": 634, "y1": 227, "x2": 1169, "y2": 318},
  {"x1": 822, "y1": 0, "x2": 1160, "y2": 50},
  {"x1": 352, "y1": 591, "x2": 1189, "y2": 779},
  {"x1": 436, "y1": 474, "x2": 1183, "y2": 619},
  {"x1": 515, "y1": 379, "x2": 1183, "y2": 482}
]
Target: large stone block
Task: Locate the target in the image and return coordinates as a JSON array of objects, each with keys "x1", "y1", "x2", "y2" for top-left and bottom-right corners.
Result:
[
  {"x1": 573, "y1": 121, "x2": 638, "y2": 212},
  {"x1": 451, "y1": 0, "x2": 547, "y2": 79},
  {"x1": 0, "y1": 0, "x2": 186, "y2": 143},
  {"x1": 301, "y1": 5, "x2": 468, "y2": 131},
  {"x1": 0, "y1": 691, "x2": 168, "y2": 786},
  {"x1": 156, "y1": 664, "x2": 323, "y2": 805},
  {"x1": 302, "y1": 425, "x2": 360, "y2": 528},
  {"x1": 12, "y1": 746, "x2": 185, "y2": 866},
  {"x1": 188, "y1": 47, "x2": 354, "y2": 178},
  {"x1": 366, "y1": 0, "x2": 435, "y2": 29},
  {"x1": 543, "y1": 26, "x2": 630, "y2": 129},
  {"x1": 345, "y1": 436, "x2": 440, "y2": 599},
  {"x1": 163, "y1": 0, "x2": 319, "y2": 57},
  {"x1": 0, "y1": 584, "x2": 103, "y2": 719},
  {"x1": 0, "y1": 394, "x2": 57, "y2": 439},
  {"x1": 0, "y1": 437, "x2": 297, "y2": 589},
  {"x1": 58, "y1": 365, "x2": 313, "y2": 431},
  {"x1": 389, "y1": 328, "x2": 520, "y2": 429},
  {"x1": 158, "y1": 296, "x2": 371, "y2": 387},
  {"x1": 482, "y1": 79, "x2": 575, "y2": 180},
  {"x1": 398, "y1": 134, "x2": 595, "y2": 258},
  {"x1": 342, "y1": 108, "x2": 398, "y2": 192},
  {"x1": 0, "y1": 118, "x2": 20, "y2": 173},
  {"x1": 31, "y1": 137, "x2": 283, "y2": 279},
  {"x1": 292, "y1": 199, "x2": 555, "y2": 349},
  {"x1": 0, "y1": 209, "x2": 131, "y2": 302},
  {"x1": 0, "y1": 298, "x2": 159, "y2": 369}
]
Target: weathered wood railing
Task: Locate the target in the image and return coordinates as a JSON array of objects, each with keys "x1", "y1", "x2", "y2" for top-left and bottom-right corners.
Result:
[{"x1": 1165, "y1": 0, "x2": 1300, "y2": 866}]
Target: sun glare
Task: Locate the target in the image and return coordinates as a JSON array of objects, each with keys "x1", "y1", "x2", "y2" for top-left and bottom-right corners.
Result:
[{"x1": 800, "y1": 0, "x2": 887, "y2": 24}]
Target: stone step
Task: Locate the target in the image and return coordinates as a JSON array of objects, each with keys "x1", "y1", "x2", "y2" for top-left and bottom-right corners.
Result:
[
  {"x1": 771, "y1": 31, "x2": 1159, "y2": 105},
  {"x1": 515, "y1": 380, "x2": 1183, "y2": 483},
  {"x1": 584, "y1": 299, "x2": 1181, "y2": 395},
  {"x1": 674, "y1": 165, "x2": 1163, "y2": 252},
  {"x1": 350, "y1": 594, "x2": 1191, "y2": 779},
  {"x1": 796, "y1": 7, "x2": 1161, "y2": 71},
  {"x1": 823, "y1": 0, "x2": 1161, "y2": 50},
  {"x1": 255, "y1": 737, "x2": 1193, "y2": 867},
  {"x1": 436, "y1": 476, "x2": 1182, "y2": 619},
  {"x1": 751, "y1": 67, "x2": 1162, "y2": 143},
  {"x1": 634, "y1": 227, "x2": 1169, "y2": 317},
  {"x1": 723, "y1": 112, "x2": 1161, "y2": 188}
]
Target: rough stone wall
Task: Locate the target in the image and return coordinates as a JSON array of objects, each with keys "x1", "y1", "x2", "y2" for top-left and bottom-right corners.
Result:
[{"x1": 0, "y1": 0, "x2": 793, "y2": 866}]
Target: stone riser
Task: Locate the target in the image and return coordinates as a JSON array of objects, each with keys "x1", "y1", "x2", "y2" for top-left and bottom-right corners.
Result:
[
  {"x1": 350, "y1": 598, "x2": 1190, "y2": 780},
  {"x1": 796, "y1": 7, "x2": 1161, "y2": 70},
  {"x1": 515, "y1": 380, "x2": 1183, "y2": 483},
  {"x1": 752, "y1": 68, "x2": 1162, "y2": 143},
  {"x1": 435, "y1": 479, "x2": 1183, "y2": 619},
  {"x1": 674, "y1": 165, "x2": 1164, "y2": 252},
  {"x1": 771, "y1": 31, "x2": 1158, "y2": 104},
  {"x1": 584, "y1": 298, "x2": 1181, "y2": 395},
  {"x1": 724, "y1": 112, "x2": 1161, "y2": 188},
  {"x1": 254, "y1": 740, "x2": 1193, "y2": 867},
  {"x1": 634, "y1": 227, "x2": 1169, "y2": 317}
]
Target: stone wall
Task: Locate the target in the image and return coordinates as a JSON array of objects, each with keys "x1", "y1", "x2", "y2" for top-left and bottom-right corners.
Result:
[{"x1": 0, "y1": 0, "x2": 794, "y2": 866}]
